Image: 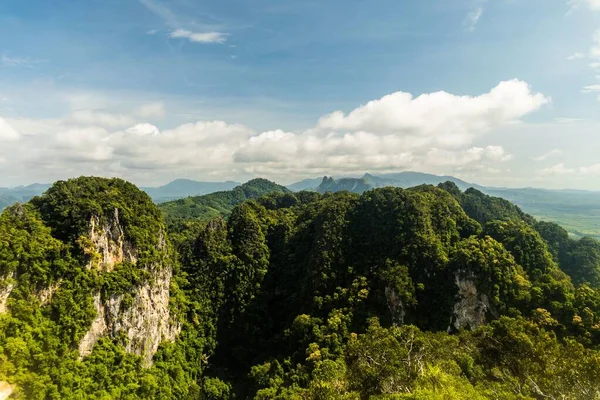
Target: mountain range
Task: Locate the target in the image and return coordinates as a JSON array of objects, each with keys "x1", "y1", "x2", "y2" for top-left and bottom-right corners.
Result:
[
  {"x1": 2, "y1": 176, "x2": 600, "y2": 398},
  {"x1": 2, "y1": 172, "x2": 600, "y2": 238}
]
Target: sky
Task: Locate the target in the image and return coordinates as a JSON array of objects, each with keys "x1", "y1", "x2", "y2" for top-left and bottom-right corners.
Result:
[{"x1": 0, "y1": 0, "x2": 600, "y2": 189}]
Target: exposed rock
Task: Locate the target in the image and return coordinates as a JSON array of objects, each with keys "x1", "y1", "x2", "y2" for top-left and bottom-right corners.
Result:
[
  {"x1": 78, "y1": 209, "x2": 179, "y2": 366},
  {"x1": 385, "y1": 286, "x2": 406, "y2": 325},
  {"x1": 0, "y1": 275, "x2": 15, "y2": 314},
  {"x1": 0, "y1": 381, "x2": 13, "y2": 400},
  {"x1": 35, "y1": 282, "x2": 60, "y2": 306},
  {"x1": 78, "y1": 294, "x2": 107, "y2": 357},
  {"x1": 449, "y1": 273, "x2": 489, "y2": 332},
  {"x1": 86, "y1": 208, "x2": 137, "y2": 272},
  {"x1": 79, "y1": 267, "x2": 181, "y2": 366}
]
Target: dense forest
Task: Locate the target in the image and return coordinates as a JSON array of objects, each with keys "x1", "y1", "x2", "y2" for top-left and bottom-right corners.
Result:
[{"x1": 2, "y1": 177, "x2": 600, "y2": 398}]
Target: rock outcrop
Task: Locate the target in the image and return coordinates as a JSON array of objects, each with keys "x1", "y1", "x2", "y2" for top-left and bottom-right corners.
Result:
[
  {"x1": 0, "y1": 276, "x2": 14, "y2": 314},
  {"x1": 87, "y1": 209, "x2": 137, "y2": 272},
  {"x1": 78, "y1": 267, "x2": 180, "y2": 366},
  {"x1": 449, "y1": 273, "x2": 489, "y2": 332},
  {"x1": 78, "y1": 209, "x2": 179, "y2": 366},
  {"x1": 385, "y1": 286, "x2": 406, "y2": 325},
  {"x1": 0, "y1": 381, "x2": 13, "y2": 400}
]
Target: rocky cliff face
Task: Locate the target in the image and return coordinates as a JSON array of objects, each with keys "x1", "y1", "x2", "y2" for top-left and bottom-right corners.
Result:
[
  {"x1": 77, "y1": 209, "x2": 180, "y2": 366},
  {"x1": 449, "y1": 273, "x2": 490, "y2": 332},
  {"x1": 0, "y1": 381, "x2": 13, "y2": 400},
  {"x1": 87, "y1": 209, "x2": 138, "y2": 272},
  {"x1": 385, "y1": 286, "x2": 406, "y2": 325},
  {"x1": 78, "y1": 267, "x2": 180, "y2": 366},
  {"x1": 0, "y1": 275, "x2": 14, "y2": 314}
]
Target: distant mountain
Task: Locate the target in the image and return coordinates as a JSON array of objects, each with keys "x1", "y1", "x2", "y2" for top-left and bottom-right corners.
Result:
[
  {"x1": 0, "y1": 179, "x2": 242, "y2": 211},
  {"x1": 159, "y1": 178, "x2": 289, "y2": 224},
  {"x1": 0, "y1": 184, "x2": 52, "y2": 210},
  {"x1": 316, "y1": 176, "x2": 372, "y2": 194},
  {"x1": 286, "y1": 177, "x2": 323, "y2": 192},
  {"x1": 308, "y1": 172, "x2": 484, "y2": 195},
  {"x1": 292, "y1": 171, "x2": 486, "y2": 194},
  {"x1": 142, "y1": 179, "x2": 240, "y2": 203},
  {"x1": 376, "y1": 171, "x2": 486, "y2": 191}
]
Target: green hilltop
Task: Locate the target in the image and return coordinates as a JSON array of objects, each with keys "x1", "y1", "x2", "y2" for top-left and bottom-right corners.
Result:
[{"x1": 2, "y1": 177, "x2": 600, "y2": 398}]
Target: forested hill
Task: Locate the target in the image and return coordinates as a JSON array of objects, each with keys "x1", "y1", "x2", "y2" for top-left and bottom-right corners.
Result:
[
  {"x1": 2, "y1": 177, "x2": 600, "y2": 398},
  {"x1": 158, "y1": 178, "x2": 289, "y2": 224}
]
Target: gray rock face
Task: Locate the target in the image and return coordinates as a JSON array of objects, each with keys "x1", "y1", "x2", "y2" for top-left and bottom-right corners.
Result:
[
  {"x1": 449, "y1": 273, "x2": 489, "y2": 332},
  {"x1": 78, "y1": 209, "x2": 180, "y2": 366},
  {"x1": 78, "y1": 267, "x2": 181, "y2": 366},
  {"x1": 0, "y1": 275, "x2": 14, "y2": 314},
  {"x1": 385, "y1": 286, "x2": 406, "y2": 325},
  {"x1": 0, "y1": 381, "x2": 14, "y2": 400},
  {"x1": 87, "y1": 209, "x2": 138, "y2": 272}
]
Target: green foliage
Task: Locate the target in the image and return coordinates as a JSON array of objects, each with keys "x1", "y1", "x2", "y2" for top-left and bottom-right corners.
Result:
[
  {"x1": 4, "y1": 177, "x2": 600, "y2": 398},
  {"x1": 159, "y1": 178, "x2": 289, "y2": 225}
]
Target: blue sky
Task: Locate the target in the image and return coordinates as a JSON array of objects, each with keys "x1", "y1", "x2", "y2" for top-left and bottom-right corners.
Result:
[{"x1": 0, "y1": 0, "x2": 600, "y2": 188}]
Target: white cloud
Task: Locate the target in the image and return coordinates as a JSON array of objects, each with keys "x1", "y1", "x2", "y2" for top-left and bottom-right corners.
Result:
[
  {"x1": 463, "y1": 7, "x2": 483, "y2": 32},
  {"x1": 582, "y1": 84, "x2": 600, "y2": 92},
  {"x1": 541, "y1": 163, "x2": 575, "y2": 175},
  {"x1": 2, "y1": 55, "x2": 35, "y2": 68},
  {"x1": 425, "y1": 146, "x2": 512, "y2": 168},
  {"x1": 579, "y1": 30, "x2": 600, "y2": 95},
  {"x1": 553, "y1": 117, "x2": 584, "y2": 123},
  {"x1": 147, "y1": 29, "x2": 158, "y2": 35},
  {"x1": 0, "y1": 118, "x2": 20, "y2": 141},
  {"x1": 567, "y1": 52, "x2": 585, "y2": 60},
  {"x1": 316, "y1": 79, "x2": 549, "y2": 148},
  {"x1": 234, "y1": 130, "x2": 298, "y2": 163},
  {"x1": 68, "y1": 109, "x2": 136, "y2": 128},
  {"x1": 569, "y1": 0, "x2": 600, "y2": 11},
  {"x1": 0, "y1": 80, "x2": 549, "y2": 185},
  {"x1": 541, "y1": 162, "x2": 600, "y2": 176},
  {"x1": 590, "y1": 30, "x2": 600, "y2": 59},
  {"x1": 170, "y1": 29, "x2": 227, "y2": 44},
  {"x1": 533, "y1": 149, "x2": 563, "y2": 161},
  {"x1": 579, "y1": 164, "x2": 600, "y2": 174},
  {"x1": 136, "y1": 102, "x2": 165, "y2": 118}
]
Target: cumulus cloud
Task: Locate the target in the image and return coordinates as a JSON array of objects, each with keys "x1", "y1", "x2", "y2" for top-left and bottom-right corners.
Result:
[
  {"x1": 553, "y1": 117, "x2": 584, "y2": 123},
  {"x1": 569, "y1": 0, "x2": 600, "y2": 11},
  {"x1": 170, "y1": 29, "x2": 227, "y2": 44},
  {"x1": 541, "y1": 163, "x2": 575, "y2": 175},
  {"x1": 68, "y1": 109, "x2": 136, "y2": 128},
  {"x1": 0, "y1": 117, "x2": 20, "y2": 141},
  {"x1": 541, "y1": 162, "x2": 600, "y2": 175},
  {"x1": 579, "y1": 30, "x2": 600, "y2": 96},
  {"x1": 136, "y1": 102, "x2": 165, "y2": 119},
  {"x1": 579, "y1": 164, "x2": 600, "y2": 174},
  {"x1": 0, "y1": 80, "x2": 549, "y2": 184},
  {"x1": 316, "y1": 79, "x2": 549, "y2": 148},
  {"x1": 592, "y1": 30, "x2": 600, "y2": 58},
  {"x1": 567, "y1": 52, "x2": 585, "y2": 60},
  {"x1": 534, "y1": 149, "x2": 563, "y2": 161},
  {"x1": 582, "y1": 84, "x2": 600, "y2": 92},
  {"x1": 426, "y1": 146, "x2": 512, "y2": 167}
]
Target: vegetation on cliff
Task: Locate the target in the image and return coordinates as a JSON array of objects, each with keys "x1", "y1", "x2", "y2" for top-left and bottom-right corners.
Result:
[{"x1": 2, "y1": 177, "x2": 600, "y2": 398}]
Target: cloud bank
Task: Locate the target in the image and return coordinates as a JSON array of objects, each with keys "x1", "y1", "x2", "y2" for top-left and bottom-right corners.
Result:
[{"x1": 0, "y1": 80, "x2": 550, "y2": 185}]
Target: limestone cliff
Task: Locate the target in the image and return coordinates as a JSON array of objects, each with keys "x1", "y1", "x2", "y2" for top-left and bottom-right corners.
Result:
[
  {"x1": 86, "y1": 209, "x2": 138, "y2": 272},
  {"x1": 449, "y1": 273, "x2": 490, "y2": 332},
  {"x1": 0, "y1": 275, "x2": 14, "y2": 314},
  {"x1": 78, "y1": 267, "x2": 180, "y2": 366},
  {"x1": 77, "y1": 209, "x2": 180, "y2": 366},
  {"x1": 0, "y1": 381, "x2": 13, "y2": 400},
  {"x1": 385, "y1": 286, "x2": 406, "y2": 325}
]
